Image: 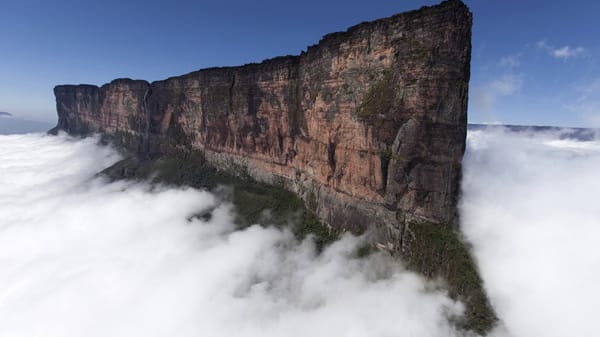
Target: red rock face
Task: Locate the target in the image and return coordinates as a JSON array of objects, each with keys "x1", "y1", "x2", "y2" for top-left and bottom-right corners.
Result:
[{"x1": 53, "y1": 0, "x2": 472, "y2": 249}]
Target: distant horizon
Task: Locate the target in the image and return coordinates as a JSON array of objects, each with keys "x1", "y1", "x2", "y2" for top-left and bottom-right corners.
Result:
[
  {"x1": 3, "y1": 107, "x2": 600, "y2": 132},
  {"x1": 3, "y1": 115, "x2": 598, "y2": 136}
]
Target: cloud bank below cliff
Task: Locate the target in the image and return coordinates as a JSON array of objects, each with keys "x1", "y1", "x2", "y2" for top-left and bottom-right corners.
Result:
[
  {"x1": 2, "y1": 129, "x2": 599, "y2": 337},
  {"x1": 0, "y1": 134, "x2": 463, "y2": 337},
  {"x1": 461, "y1": 128, "x2": 600, "y2": 337}
]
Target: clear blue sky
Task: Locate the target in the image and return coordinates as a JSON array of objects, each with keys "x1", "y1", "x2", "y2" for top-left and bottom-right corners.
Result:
[{"x1": 1, "y1": 0, "x2": 598, "y2": 127}]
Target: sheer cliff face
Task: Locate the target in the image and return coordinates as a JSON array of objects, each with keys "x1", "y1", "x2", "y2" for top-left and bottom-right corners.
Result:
[{"x1": 54, "y1": 0, "x2": 472, "y2": 247}]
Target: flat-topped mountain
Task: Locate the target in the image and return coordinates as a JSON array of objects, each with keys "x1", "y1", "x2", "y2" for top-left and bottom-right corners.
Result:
[{"x1": 52, "y1": 0, "x2": 495, "y2": 333}]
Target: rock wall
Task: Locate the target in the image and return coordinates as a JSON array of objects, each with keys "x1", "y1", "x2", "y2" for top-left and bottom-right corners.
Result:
[{"x1": 53, "y1": 0, "x2": 472, "y2": 250}]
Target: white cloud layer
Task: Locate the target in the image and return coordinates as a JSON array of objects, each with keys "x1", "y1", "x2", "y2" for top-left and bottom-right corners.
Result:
[
  {"x1": 3, "y1": 130, "x2": 599, "y2": 337},
  {"x1": 461, "y1": 128, "x2": 600, "y2": 337},
  {"x1": 0, "y1": 133, "x2": 464, "y2": 337}
]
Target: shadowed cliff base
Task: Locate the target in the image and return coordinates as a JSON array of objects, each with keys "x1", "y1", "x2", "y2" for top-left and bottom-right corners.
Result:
[{"x1": 52, "y1": 0, "x2": 496, "y2": 333}]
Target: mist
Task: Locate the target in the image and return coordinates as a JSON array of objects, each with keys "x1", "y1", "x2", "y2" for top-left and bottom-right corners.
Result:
[
  {"x1": 1, "y1": 129, "x2": 599, "y2": 337},
  {"x1": 461, "y1": 128, "x2": 600, "y2": 337},
  {"x1": 0, "y1": 133, "x2": 463, "y2": 337}
]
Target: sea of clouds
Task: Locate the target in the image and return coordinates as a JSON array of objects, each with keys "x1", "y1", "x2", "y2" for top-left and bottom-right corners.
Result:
[
  {"x1": 461, "y1": 128, "x2": 600, "y2": 337},
  {"x1": 0, "y1": 133, "x2": 463, "y2": 337},
  {"x1": 0, "y1": 129, "x2": 598, "y2": 337}
]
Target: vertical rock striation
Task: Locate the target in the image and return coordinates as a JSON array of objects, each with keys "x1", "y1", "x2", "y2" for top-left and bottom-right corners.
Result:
[
  {"x1": 55, "y1": 0, "x2": 470, "y2": 240},
  {"x1": 53, "y1": 1, "x2": 492, "y2": 331}
]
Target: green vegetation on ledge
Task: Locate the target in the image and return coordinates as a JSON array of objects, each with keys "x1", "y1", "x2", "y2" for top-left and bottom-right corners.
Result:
[
  {"x1": 403, "y1": 221, "x2": 498, "y2": 334},
  {"x1": 100, "y1": 150, "x2": 339, "y2": 252},
  {"x1": 357, "y1": 70, "x2": 395, "y2": 122}
]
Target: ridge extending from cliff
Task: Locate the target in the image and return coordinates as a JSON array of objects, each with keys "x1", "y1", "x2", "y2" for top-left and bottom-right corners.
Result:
[{"x1": 52, "y1": 0, "x2": 495, "y2": 333}]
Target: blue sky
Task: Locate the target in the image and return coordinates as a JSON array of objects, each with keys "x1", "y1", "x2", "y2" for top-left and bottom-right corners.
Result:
[{"x1": 1, "y1": 0, "x2": 598, "y2": 127}]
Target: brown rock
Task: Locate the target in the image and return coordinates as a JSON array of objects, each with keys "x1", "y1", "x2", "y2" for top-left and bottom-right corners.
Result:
[
  {"x1": 53, "y1": 2, "x2": 499, "y2": 332},
  {"x1": 54, "y1": 0, "x2": 471, "y2": 251}
]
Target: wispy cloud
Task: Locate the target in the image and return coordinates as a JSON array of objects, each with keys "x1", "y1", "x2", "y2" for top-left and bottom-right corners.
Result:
[
  {"x1": 471, "y1": 88, "x2": 495, "y2": 116},
  {"x1": 499, "y1": 55, "x2": 520, "y2": 68},
  {"x1": 536, "y1": 39, "x2": 551, "y2": 50},
  {"x1": 472, "y1": 73, "x2": 523, "y2": 122},
  {"x1": 537, "y1": 39, "x2": 586, "y2": 60},
  {"x1": 490, "y1": 74, "x2": 523, "y2": 95},
  {"x1": 551, "y1": 46, "x2": 585, "y2": 60},
  {"x1": 565, "y1": 78, "x2": 600, "y2": 127}
]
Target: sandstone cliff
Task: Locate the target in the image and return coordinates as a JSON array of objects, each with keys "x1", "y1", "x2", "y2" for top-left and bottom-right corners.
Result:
[
  {"x1": 53, "y1": 0, "x2": 494, "y2": 332},
  {"x1": 55, "y1": 0, "x2": 469, "y2": 238}
]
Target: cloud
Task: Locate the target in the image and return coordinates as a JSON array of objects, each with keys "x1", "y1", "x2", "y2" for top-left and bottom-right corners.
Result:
[
  {"x1": 471, "y1": 74, "x2": 523, "y2": 121},
  {"x1": 565, "y1": 78, "x2": 600, "y2": 127},
  {"x1": 551, "y1": 46, "x2": 585, "y2": 59},
  {"x1": 535, "y1": 39, "x2": 552, "y2": 50},
  {"x1": 5, "y1": 130, "x2": 599, "y2": 337},
  {"x1": 0, "y1": 133, "x2": 465, "y2": 337},
  {"x1": 471, "y1": 51, "x2": 525, "y2": 122},
  {"x1": 471, "y1": 88, "x2": 495, "y2": 114},
  {"x1": 537, "y1": 39, "x2": 585, "y2": 60},
  {"x1": 0, "y1": 111, "x2": 12, "y2": 117},
  {"x1": 499, "y1": 55, "x2": 520, "y2": 68},
  {"x1": 490, "y1": 74, "x2": 523, "y2": 95},
  {"x1": 461, "y1": 128, "x2": 600, "y2": 337}
]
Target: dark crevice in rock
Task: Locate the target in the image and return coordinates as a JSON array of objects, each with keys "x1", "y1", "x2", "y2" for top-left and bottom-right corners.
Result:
[
  {"x1": 277, "y1": 129, "x2": 284, "y2": 154},
  {"x1": 380, "y1": 147, "x2": 392, "y2": 194},
  {"x1": 142, "y1": 86, "x2": 152, "y2": 157},
  {"x1": 327, "y1": 140, "x2": 337, "y2": 181},
  {"x1": 228, "y1": 74, "x2": 236, "y2": 115}
]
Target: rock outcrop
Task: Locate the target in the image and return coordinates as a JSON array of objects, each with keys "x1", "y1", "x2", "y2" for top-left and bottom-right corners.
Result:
[
  {"x1": 54, "y1": 0, "x2": 470, "y2": 243},
  {"x1": 53, "y1": 1, "x2": 493, "y2": 332}
]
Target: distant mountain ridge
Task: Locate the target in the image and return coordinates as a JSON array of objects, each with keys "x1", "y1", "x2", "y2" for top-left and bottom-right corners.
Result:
[
  {"x1": 468, "y1": 123, "x2": 597, "y2": 141},
  {"x1": 0, "y1": 115, "x2": 54, "y2": 135}
]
